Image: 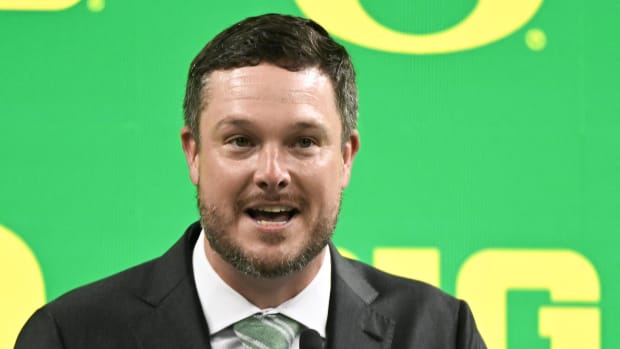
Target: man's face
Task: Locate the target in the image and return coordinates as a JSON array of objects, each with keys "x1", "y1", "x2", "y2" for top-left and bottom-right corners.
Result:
[{"x1": 182, "y1": 63, "x2": 359, "y2": 278}]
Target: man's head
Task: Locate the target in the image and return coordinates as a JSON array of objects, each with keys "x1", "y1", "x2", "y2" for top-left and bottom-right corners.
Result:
[
  {"x1": 183, "y1": 13, "x2": 358, "y2": 150},
  {"x1": 181, "y1": 14, "x2": 360, "y2": 280}
]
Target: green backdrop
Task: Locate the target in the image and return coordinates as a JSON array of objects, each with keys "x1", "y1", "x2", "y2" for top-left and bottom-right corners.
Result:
[{"x1": 1, "y1": 1, "x2": 617, "y2": 348}]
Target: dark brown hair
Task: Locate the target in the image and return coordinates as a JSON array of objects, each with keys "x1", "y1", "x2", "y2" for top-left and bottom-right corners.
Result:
[{"x1": 183, "y1": 13, "x2": 358, "y2": 149}]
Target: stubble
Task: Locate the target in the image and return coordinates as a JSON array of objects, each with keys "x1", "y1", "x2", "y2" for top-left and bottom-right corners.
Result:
[{"x1": 196, "y1": 188, "x2": 340, "y2": 278}]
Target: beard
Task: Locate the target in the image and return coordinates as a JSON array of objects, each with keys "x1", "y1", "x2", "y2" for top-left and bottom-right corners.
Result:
[{"x1": 197, "y1": 187, "x2": 340, "y2": 278}]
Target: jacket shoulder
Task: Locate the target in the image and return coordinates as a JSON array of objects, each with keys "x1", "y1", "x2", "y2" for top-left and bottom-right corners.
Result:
[
  {"x1": 16, "y1": 223, "x2": 203, "y2": 349},
  {"x1": 344, "y1": 257, "x2": 458, "y2": 308},
  {"x1": 15, "y1": 259, "x2": 160, "y2": 349},
  {"x1": 339, "y1": 258, "x2": 486, "y2": 348},
  {"x1": 47, "y1": 258, "x2": 157, "y2": 312}
]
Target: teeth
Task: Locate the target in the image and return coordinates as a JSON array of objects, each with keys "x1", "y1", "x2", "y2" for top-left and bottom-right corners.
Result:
[
  {"x1": 256, "y1": 220, "x2": 287, "y2": 226},
  {"x1": 256, "y1": 206, "x2": 291, "y2": 213}
]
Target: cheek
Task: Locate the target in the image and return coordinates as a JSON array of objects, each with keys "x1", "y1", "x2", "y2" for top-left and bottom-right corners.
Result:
[
  {"x1": 297, "y1": 159, "x2": 343, "y2": 200},
  {"x1": 198, "y1": 155, "x2": 250, "y2": 195},
  {"x1": 199, "y1": 150, "x2": 251, "y2": 175}
]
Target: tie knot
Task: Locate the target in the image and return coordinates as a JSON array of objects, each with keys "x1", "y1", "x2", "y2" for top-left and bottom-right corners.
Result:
[{"x1": 234, "y1": 313, "x2": 301, "y2": 349}]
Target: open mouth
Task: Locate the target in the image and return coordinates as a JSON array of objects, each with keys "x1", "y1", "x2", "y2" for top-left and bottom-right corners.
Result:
[{"x1": 246, "y1": 206, "x2": 299, "y2": 226}]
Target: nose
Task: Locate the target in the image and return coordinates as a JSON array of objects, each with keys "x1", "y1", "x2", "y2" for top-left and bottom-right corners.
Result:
[{"x1": 253, "y1": 145, "x2": 290, "y2": 191}]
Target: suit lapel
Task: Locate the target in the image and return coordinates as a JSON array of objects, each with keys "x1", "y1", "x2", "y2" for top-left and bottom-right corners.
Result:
[
  {"x1": 326, "y1": 244, "x2": 395, "y2": 349},
  {"x1": 130, "y1": 222, "x2": 212, "y2": 349}
]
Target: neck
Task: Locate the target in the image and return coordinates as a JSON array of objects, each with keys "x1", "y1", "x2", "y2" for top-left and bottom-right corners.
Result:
[{"x1": 203, "y1": 239, "x2": 326, "y2": 309}]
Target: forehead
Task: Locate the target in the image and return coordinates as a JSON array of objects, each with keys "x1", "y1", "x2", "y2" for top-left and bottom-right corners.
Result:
[
  {"x1": 201, "y1": 64, "x2": 339, "y2": 121},
  {"x1": 213, "y1": 64, "x2": 330, "y2": 93}
]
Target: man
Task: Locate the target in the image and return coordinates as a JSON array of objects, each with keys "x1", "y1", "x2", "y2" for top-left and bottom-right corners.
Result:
[{"x1": 16, "y1": 14, "x2": 486, "y2": 348}]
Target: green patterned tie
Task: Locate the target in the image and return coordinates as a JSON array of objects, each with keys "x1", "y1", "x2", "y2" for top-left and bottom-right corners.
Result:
[{"x1": 233, "y1": 313, "x2": 301, "y2": 349}]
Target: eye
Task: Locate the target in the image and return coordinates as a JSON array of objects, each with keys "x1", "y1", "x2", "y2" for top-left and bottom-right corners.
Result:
[
  {"x1": 228, "y1": 136, "x2": 252, "y2": 148},
  {"x1": 296, "y1": 137, "x2": 316, "y2": 148}
]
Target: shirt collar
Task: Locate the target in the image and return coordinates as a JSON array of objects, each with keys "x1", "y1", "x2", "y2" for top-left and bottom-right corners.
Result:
[{"x1": 192, "y1": 229, "x2": 331, "y2": 337}]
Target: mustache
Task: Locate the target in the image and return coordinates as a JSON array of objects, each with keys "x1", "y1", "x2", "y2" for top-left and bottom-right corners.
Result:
[
  {"x1": 195, "y1": 187, "x2": 308, "y2": 213},
  {"x1": 235, "y1": 192, "x2": 308, "y2": 211}
]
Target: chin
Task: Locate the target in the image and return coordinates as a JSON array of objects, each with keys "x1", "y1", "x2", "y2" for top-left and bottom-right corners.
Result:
[{"x1": 211, "y1": 231, "x2": 326, "y2": 279}]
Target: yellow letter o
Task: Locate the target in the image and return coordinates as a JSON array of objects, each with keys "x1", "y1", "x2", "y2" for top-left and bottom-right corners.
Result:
[{"x1": 296, "y1": 0, "x2": 544, "y2": 54}]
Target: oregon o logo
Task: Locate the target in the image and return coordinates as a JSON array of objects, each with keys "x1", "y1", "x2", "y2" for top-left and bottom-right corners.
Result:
[
  {"x1": 0, "y1": 225, "x2": 45, "y2": 348},
  {"x1": 0, "y1": 0, "x2": 79, "y2": 10},
  {"x1": 295, "y1": 0, "x2": 544, "y2": 54}
]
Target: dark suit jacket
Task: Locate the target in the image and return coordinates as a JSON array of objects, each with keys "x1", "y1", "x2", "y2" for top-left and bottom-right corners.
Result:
[{"x1": 16, "y1": 222, "x2": 486, "y2": 348}]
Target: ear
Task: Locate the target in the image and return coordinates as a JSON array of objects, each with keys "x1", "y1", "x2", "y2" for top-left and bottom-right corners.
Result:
[
  {"x1": 341, "y1": 130, "x2": 360, "y2": 188},
  {"x1": 181, "y1": 126, "x2": 200, "y2": 185}
]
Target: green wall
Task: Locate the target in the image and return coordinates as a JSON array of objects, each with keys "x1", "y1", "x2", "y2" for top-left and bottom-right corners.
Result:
[{"x1": 1, "y1": 1, "x2": 617, "y2": 348}]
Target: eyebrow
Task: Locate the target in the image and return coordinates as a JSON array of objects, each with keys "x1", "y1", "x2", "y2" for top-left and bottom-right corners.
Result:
[
  {"x1": 213, "y1": 117, "x2": 254, "y2": 132},
  {"x1": 288, "y1": 121, "x2": 330, "y2": 138}
]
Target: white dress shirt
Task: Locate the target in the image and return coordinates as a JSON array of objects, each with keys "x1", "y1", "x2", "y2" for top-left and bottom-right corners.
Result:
[{"x1": 192, "y1": 229, "x2": 332, "y2": 349}]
